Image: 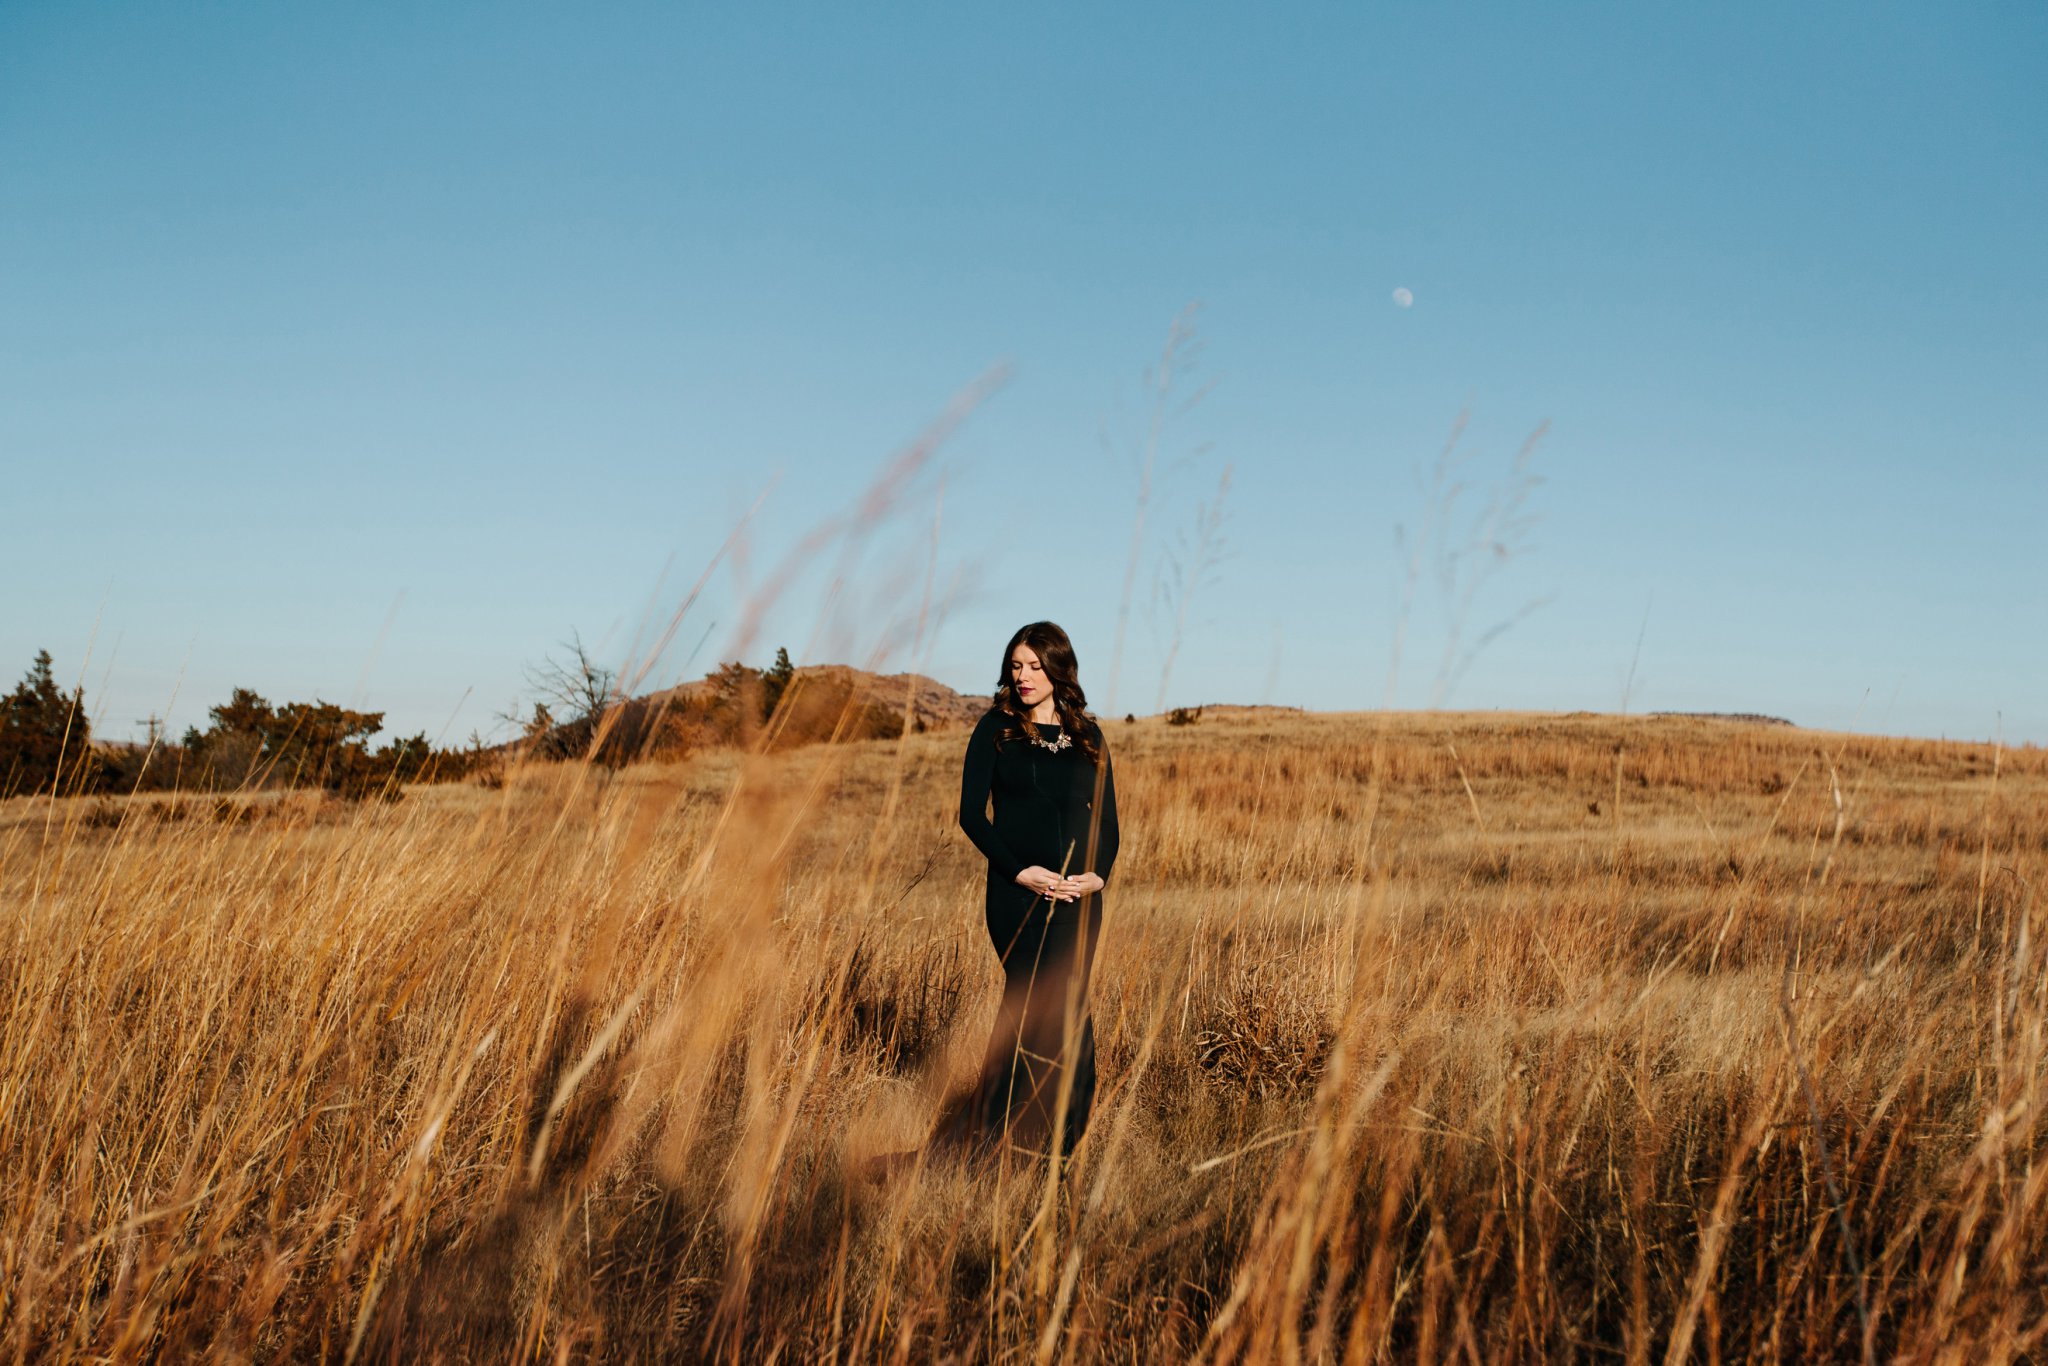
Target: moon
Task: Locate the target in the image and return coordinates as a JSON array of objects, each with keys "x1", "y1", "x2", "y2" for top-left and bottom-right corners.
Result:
[{"x1": 1392, "y1": 287, "x2": 1414, "y2": 309}]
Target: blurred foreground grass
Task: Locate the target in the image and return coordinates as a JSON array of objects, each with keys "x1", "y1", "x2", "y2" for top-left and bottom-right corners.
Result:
[{"x1": 3, "y1": 709, "x2": 2045, "y2": 1362}]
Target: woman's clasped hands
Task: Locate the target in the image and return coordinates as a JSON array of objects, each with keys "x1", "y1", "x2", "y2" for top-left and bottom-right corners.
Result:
[{"x1": 1015, "y1": 866, "x2": 1104, "y2": 903}]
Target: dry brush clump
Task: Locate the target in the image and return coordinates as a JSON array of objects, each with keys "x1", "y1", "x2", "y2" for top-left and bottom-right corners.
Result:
[{"x1": 1, "y1": 710, "x2": 2045, "y2": 1361}]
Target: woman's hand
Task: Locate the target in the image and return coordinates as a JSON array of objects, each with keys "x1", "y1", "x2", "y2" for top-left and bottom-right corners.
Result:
[
  {"x1": 1015, "y1": 865, "x2": 1073, "y2": 900},
  {"x1": 1016, "y1": 868, "x2": 1104, "y2": 902}
]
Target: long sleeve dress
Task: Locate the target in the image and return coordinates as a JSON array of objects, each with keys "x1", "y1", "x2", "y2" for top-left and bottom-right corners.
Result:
[{"x1": 937, "y1": 707, "x2": 1120, "y2": 1159}]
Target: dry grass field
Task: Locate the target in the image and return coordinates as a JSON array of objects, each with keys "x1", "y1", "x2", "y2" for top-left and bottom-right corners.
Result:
[{"x1": 4, "y1": 707, "x2": 2046, "y2": 1362}]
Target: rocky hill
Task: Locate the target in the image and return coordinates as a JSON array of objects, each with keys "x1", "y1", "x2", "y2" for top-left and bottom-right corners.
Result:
[{"x1": 649, "y1": 663, "x2": 988, "y2": 734}]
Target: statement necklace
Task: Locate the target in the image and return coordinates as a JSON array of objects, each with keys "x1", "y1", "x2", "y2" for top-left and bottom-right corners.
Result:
[{"x1": 1027, "y1": 722, "x2": 1072, "y2": 754}]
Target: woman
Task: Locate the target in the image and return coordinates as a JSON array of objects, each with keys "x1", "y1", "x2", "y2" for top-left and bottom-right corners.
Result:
[{"x1": 932, "y1": 620, "x2": 1120, "y2": 1163}]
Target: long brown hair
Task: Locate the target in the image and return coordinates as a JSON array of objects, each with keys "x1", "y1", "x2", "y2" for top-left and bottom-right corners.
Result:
[{"x1": 991, "y1": 620, "x2": 1102, "y2": 765}]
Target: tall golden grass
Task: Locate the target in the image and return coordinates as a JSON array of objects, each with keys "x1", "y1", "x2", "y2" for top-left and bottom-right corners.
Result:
[{"x1": 3, "y1": 705, "x2": 2044, "y2": 1361}]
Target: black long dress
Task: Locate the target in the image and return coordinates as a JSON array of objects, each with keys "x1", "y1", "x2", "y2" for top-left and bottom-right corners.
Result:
[{"x1": 935, "y1": 707, "x2": 1121, "y2": 1160}]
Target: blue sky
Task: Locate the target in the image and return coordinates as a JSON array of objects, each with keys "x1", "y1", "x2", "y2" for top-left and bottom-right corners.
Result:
[{"x1": 4, "y1": 2, "x2": 2042, "y2": 745}]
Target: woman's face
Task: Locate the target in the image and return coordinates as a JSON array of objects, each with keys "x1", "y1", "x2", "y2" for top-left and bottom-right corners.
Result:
[{"x1": 1009, "y1": 644, "x2": 1051, "y2": 709}]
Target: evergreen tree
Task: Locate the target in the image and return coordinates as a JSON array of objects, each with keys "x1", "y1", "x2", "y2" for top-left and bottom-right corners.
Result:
[
  {"x1": 208, "y1": 688, "x2": 275, "y2": 738},
  {"x1": 0, "y1": 650, "x2": 91, "y2": 795},
  {"x1": 761, "y1": 646, "x2": 794, "y2": 721}
]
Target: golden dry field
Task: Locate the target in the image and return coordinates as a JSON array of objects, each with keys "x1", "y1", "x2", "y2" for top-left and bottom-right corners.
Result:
[{"x1": 4, "y1": 708, "x2": 2046, "y2": 1362}]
